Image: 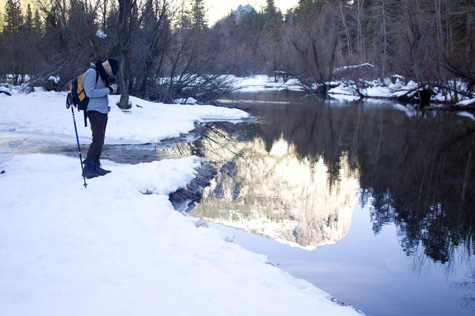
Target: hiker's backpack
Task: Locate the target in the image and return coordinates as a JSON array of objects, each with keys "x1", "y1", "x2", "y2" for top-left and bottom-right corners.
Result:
[{"x1": 66, "y1": 68, "x2": 99, "y2": 127}]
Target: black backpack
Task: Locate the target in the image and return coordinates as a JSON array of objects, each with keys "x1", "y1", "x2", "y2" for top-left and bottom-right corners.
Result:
[{"x1": 66, "y1": 68, "x2": 99, "y2": 127}]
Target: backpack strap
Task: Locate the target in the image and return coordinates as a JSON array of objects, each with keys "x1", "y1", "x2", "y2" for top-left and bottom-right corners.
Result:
[
  {"x1": 94, "y1": 68, "x2": 100, "y2": 83},
  {"x1": 83, "y1": 68, "x2": 100, "y2": 127},
  {"x1": 84, "y1": 106, "x2": 88, "y2": 127}
]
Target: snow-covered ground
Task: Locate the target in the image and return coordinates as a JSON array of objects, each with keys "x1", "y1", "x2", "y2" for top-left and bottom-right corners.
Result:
[
  {"x1": 231, "y1": 71, "x2": 475, "y2": 107},
  {"x1": 326, "y1": 77, "x2": 473, "y2": 105},
  {"x1": 0, "y1": 88, "x2": 362, "y2": 315},
  {"x1": 233, "y1": 74, "x2": 303, "y2": 92}
]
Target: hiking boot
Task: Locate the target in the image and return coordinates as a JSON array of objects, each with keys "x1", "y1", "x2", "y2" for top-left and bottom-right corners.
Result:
[
  {"x1": 82, "y1": 161, "x2": 98, "y2": 179},
  {"x1": 94, "y1": 162, "x2": 111, "y2": 176}
]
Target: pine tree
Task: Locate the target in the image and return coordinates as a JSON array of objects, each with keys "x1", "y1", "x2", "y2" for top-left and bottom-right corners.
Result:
[
  {"x1": 24, "y1": 3, "x2": 32, "y2": 32},
  {"x1": 257, "y1": 0, "x2": 284, "y2": 74},
  {"x1": 4, "y1": 0, "x2": 23, "y2": 32},
  {"x1": 264, "y1": 0, "x2": 277, "y2": 19},
  {"x1": 33, "y1": 8, "x2": 41, "y2": 32},
  {"x1": 190, "y1": 0, "x2": 207, "y2": 32}
]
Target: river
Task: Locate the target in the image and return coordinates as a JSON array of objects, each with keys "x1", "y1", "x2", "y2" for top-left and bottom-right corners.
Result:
[{"x1": 166, "y1": 90, "x2": 475, "y2": 316}]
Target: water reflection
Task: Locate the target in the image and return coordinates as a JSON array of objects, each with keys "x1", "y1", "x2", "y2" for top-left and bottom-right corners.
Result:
[
  {"x1": 236, "y1": 92, "x2": 474, "y2": 266},
  {"x1": 168, "y1": 127, "x2": 359, "y2": 249},
  {"x1": 171, "y1": 90, "x2": 475, "y2": 266},
  {"x1": 356, "y1": 110, "x2": 475, "y2": 265}
]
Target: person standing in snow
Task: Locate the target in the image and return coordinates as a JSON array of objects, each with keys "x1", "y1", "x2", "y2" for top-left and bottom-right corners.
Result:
[{"x1": 82, "y1": 58, "x2": 119, "y2": 179}]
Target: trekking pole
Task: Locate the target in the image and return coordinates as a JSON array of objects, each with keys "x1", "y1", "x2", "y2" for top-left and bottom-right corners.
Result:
[{"x1": 66, "y1": 94, "x2": 87, "y2": 188}]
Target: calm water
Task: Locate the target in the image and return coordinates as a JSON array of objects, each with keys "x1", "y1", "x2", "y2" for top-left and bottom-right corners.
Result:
[{"x1": 168, "y1": 91, "x2": 475, "y2": 316}]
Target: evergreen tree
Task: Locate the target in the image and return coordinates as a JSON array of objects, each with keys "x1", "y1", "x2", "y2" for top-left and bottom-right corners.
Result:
[
  {"x1": 190, "y1": 0, "x2": 207, "y2": 32},
  {"x1": 4, "y1": 0, "x2": 23, "y2": 32},
  {"x1": 33, "y1": 8, "x2": 41, "y2": 32},
  {"x1": 24, "y1": 3, "x2": 32, "y2": 32},
  {"x1": 264, "y1": 0, "x2": 277, "y2": 19}
]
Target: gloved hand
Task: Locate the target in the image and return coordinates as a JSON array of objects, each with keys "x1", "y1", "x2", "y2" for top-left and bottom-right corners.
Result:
[{"x1": 109, "y1": 84, "x2": 118, "y2": 93}]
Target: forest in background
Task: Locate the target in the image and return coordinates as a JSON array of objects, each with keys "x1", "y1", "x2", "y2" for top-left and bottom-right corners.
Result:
[{"x1": 0, "y1": 0, "x2": 474, "y2": 107}]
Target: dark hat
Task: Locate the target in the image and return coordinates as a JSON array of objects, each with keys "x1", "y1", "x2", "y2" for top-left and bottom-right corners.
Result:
[{"x1": 108, "y1": 58, "x2": 120, "y2": 75}]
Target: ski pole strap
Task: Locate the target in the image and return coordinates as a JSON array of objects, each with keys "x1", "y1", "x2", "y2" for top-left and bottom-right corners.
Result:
[{"x1": 66, "y1": 93, "x2": 73, "y2": 109}]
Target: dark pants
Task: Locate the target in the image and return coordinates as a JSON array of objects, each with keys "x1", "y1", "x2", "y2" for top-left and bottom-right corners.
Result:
[{"x1": 86, "y1": 111, "x2": 108, "y2": 163}]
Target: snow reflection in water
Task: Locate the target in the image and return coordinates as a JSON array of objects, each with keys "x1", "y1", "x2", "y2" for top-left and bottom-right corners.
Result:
[{"x1": 168, "y1": 126, "x2": 359, "y2": 250}]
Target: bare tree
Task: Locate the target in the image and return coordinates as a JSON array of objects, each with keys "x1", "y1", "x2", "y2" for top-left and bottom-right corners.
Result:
[
  {"x1": 132, "y1": 0, "x2": 172, "y2": 97},
  {"x1": 116, "y1": 0, "x2": 137, "y2": 109},
  {"x1": 281, "y1": 3, "x2": 339, "y2": 92},
  {"x1": 353, "y1": 0, "x2": 366, "y2": 62},
  {"x1": 34, "y1": 0, "x2": 99, "y2": 85},
  {"x1": 337, "y1": 0, "x2": 353, "y2": 60}
]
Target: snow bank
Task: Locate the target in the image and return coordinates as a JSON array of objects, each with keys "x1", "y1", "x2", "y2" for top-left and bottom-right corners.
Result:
[
  {"x1": 327, "y1": 78, "x2": 418, "y2": 100},
  {"x1": 0, "y1": 89, "x2": 362, "y2": 315},
  {"x1": 234, "y1": 75, "x2": 303, "y2": 92},
  {"x1": 328, "y1": 77, "x2": 474, "y2": 106},
  {"x1": 227, "y1": 71, "x2": 474, "y2": 108},
  {"x1": 457, "y1": 98, "x2": 475, "y2": 107},
  {"x1": 0, "y1": 88, "x2": 249, "y2": 144},
  {"x1": 0, "y1": 154, "x2": 359, "y2": 316}
]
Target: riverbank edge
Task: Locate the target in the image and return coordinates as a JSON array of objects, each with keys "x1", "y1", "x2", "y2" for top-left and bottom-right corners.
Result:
[{"x1": 233, "y1": 70, "x2": 474, "y2": 111}]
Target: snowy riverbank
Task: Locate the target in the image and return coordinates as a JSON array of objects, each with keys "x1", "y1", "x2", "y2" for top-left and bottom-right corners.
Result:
[
  {"x1": 0, "y1": 89, "x2": 362, "y2": 315},
  {"x1": 232, "y1": 71, "x2": 475, "y2": 108}
]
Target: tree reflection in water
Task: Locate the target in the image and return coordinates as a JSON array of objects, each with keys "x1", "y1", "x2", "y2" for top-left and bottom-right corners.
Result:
[
  {"x1": 356, "y1": 111, "x2": 475, "y2": 265},
  {"x1": 170, "y1": 90, "x2": 474, "y2": 262},
  {"x1": 232, "y1": 92, "x2": 475, "y2": 266}
]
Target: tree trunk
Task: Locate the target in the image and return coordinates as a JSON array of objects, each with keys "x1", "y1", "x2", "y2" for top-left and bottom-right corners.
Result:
[
  {"x1": 118, "y1": 49, "x2": 130, "y2": 109},
  {"x1": 381, "y1": 0, "x2": 388, "y2": 78},
  {"x1": 338, "y1": 2, "x2": 353, "y2": 56},
  {"x1": 117, "y1": 0, "x2": 134, "y2": 109}
]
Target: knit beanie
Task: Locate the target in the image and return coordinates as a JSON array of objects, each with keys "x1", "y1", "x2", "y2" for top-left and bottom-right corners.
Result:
[{"x1": 108, "y1": 58, "x2": 120, "y2": 75}]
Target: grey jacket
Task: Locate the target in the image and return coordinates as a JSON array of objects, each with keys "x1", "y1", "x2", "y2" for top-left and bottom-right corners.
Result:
[{"x1": 82, "y1": 67, "x2": 111, "y2": 114}]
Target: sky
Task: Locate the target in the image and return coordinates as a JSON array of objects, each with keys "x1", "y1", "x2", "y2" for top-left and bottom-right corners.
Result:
[
  {"x1": 0, "y1": 0, "x2": 298, "y2": 27},
  {"x1": 205, "y1": 0, "x2": 299, "y2": 25}
]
